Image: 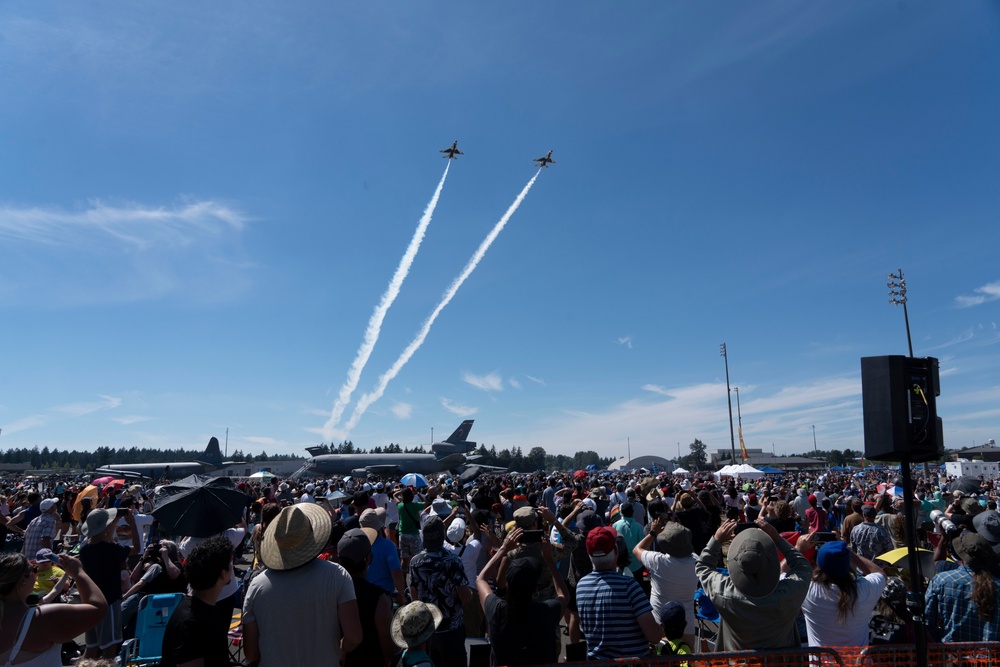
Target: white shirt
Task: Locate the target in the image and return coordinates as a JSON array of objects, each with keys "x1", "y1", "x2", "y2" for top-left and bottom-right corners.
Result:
[
  {"x1": 641, "y1": 550, "x2": 698, "y2": 634},
  {"x1": 115, "y1": 513, "x2": 154, "y2": 548},
  {"x1": 444, "y1": 536, "x2": 483, "y2": 586},
  {"x1": 801, "y1": 573, "x2": 887, "y2": 647}
]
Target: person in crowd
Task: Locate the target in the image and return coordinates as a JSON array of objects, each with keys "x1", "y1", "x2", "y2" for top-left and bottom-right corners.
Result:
[
  {"x1": 339, "y1": 527, "x2": 394, "y2": 667},
  {"x1": 391, "y1": 601, "x2": 441, "y2": 667},
  {"x1": 801, "y1": 540, "x2": 886, "y2": 646},
  {"x1": 407, "y1": 515, "x2": 471, "y2": 667},
  {"x1": 850, "y1": 505, "x2": 894, "y2": 561},
  {"x1": 672, "y1": 493, "x2": 711, "y2": 553},
  {"x1": 160, "y1": 536, "x2": 234, "y2": 667},
  {"x1": 179, "y1": 516, "x2": 247, "y2": 642},
  {"x1": 476, "y1": 527, "x2": 567, "y2": 666},
  {"x1": 696, "y1": 517, "x2": 813, "y2": 650},
  {"x1": 441, "y1": 508, "x2": 486, "y2": 638},
  {"x1": 925, "y1": 531, "x2": 1000, "y2": 641},
  {"x1": 243, "y1": 503, "x2": 361, "y2": 666},
  {"x1": 121, "y1": 540, "x2": 186, "y2": 637},
  {"x1": 360, "y1": 508, "x2": 406, "y2": 602},
  {"x1": 0, "y1": 551, "x2": 107, "y2": 666},
  {"x1": 633, "y1": 517, "x2": 698, "y2": 648},
  {"x1": 656, "y1": 601, "x2": 692, "y2": 657},
  {"x1": 575, "y1": 525, "x2": 661, "y2": 659},
  {"x1": 870, "y1": 576, "x2": 926, "y2": 644},
  {"x1": 611, "y1": 501, "x2": 644, "y2": 582},
  {"x1": 765, "y1": 499, "x2": 797, "y2": 533},
  {"x1": 22, "y1": 499, "x2": 58, "y2": 558},
  {"x1": 396, "y1": 486, "x2": 439, "y2": 577},
  {"x1": 79, "y1": 507, "x2": 139, "y2": 660},
  {"x1": 841, "y1": 498, "x2": 864, "y2": 544},
  {"x1": 29, "y1": 549, "x2": 66, "y2": 599},
  {"x1": 804, "y1": 494, "x2": 827, "y2": 533},
  {"x1": 250, "y1": 503, "x2": 281, "y2": 570}
]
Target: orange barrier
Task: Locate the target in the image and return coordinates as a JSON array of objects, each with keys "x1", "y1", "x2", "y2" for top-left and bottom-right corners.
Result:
[{"x1": 515, "y1": 642, "x2": 1000, "y2": 667}]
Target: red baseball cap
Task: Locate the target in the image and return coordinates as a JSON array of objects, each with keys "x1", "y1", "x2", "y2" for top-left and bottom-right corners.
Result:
[{"x1": 586, "y1": 526, "x2": 618, "y2": 557}]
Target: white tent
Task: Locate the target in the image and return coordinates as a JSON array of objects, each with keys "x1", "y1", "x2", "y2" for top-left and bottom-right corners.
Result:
[
  {"x1": 672, "y1": 467, "x2": 690, "y2": 475},
  {"x1": 729, "y1": 464, "x2": 764, "y2": 479}
]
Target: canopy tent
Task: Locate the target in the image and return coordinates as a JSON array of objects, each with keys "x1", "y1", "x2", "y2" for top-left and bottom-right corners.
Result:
[
  {"x1": 757, "y1": 465, "x2": 785, "y2": 475},
  {"x1": 728, "y1": 463, "x2": 764, "y2": 479},
  {"x1": 672, "y1": 467, "x2": 690, "y2": 475}
]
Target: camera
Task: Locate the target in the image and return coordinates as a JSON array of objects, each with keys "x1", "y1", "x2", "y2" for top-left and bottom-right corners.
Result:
[{"x1": 929, "y1": 509, "x2": 960, "y2": 537}]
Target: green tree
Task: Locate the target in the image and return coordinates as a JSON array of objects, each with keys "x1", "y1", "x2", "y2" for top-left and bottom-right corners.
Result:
[
  {"x1": 525, "y1": 447, "x2": 547, "y2": 471},
  {"x1": 688, "y1": 439, "x2": 708, "y2": 467}
]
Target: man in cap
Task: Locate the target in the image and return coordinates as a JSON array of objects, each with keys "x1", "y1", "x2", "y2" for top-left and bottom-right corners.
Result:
[
  {"x1": 22, "y1": 497, "x2": 59, "y2": 557},
  {"x1": 575, "y1": 525, "x2": 662, "y2": 659},
  {"x1": 243, "y1": 503, "x2": 362, "y2": 666},
  {"x1": 850, "y1": 504, "x2": 894, "y2": 561},
  {"x1": 297, "y1": 483, "x2": 315, "y2": 504},
  {"x1": 695, "y1": 517, "x2": 813, "y2": 651},
  {"x1": 632, "y1": 516, "x2": 698, "y2": 648},
  {"x1": 407, "y1": 514, "x2": 471, "y2": 667}
]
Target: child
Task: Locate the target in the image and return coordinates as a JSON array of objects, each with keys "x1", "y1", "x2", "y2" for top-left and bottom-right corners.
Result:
[
  {"x1": 657, "y1": 601, "x2": 692, "y2": 657},
  {"x1": 390, "y1": 601, "x2": 442, "y2": 667}
]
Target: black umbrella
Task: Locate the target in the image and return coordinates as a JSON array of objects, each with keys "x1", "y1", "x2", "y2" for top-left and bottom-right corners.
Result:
[
  {"x1": 152, "y1": 475, "x2": 250, "y2": 538},
  {"x1": 955, "y1": 476, "x2": 983, "y2": 496}
]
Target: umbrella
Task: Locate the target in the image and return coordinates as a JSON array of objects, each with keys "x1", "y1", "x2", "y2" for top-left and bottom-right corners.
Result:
[
  {"x1": 875, "y1": 547, "x2": 935, "y2": 574},
  {"x1": 400, "y1": 473, "x2": 429, "y2": 488},
  {"x1": 248, "y1": 471, "x2": 275, "y2": 481},
  {"x1": 101, "y1": 479, "x2": 126, "y2": 496},
  {"x1": 151, "y1": 475, "x2": 251, "y2": 538},
  {"x1": 573, "y1": 470, "x2": 588, "y2": 481},
  {"x1": 72, "y1": 484, "x2": 100, "y2": 521},
  {"x1": 92, "y1": 476, "x2": 119, "y2": 486},
  {"x1": 955, "y1": 476, "x2": 982, "y2": 496},
  {"x1": 877, "y1": 483, "x2": 904, "y2": 497},
  {"x1": 585, "y1": 464, "x2": 598, "y2": 472}
]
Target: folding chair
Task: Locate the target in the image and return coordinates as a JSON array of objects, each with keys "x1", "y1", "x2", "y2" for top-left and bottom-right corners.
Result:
[
  {"x1": 228, "y1": 607, "x2": 248, "y2": 666},
  {"x1": 694, "y1": 587, "x2": 721, "y2": 652},
  {"x1": 120, "y1": 593, "x2": 183, "y2": 667}
]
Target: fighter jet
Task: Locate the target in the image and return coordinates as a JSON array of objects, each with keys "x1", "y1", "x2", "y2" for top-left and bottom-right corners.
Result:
[
  {"x1": 93, "y1": 437, "x2": 234, "y2": 481},
  {"x1": 300, "y1": 420, "x2": 499, "y2": 479},
  {"x1": 440, "y1": 141, "x2": 463, "y2": 159},
  {"x1": 533, "y1": 150, "x2": 555, "y2": 168}
]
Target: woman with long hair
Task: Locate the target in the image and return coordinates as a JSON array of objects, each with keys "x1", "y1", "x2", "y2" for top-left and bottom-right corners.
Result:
[
  {"x1": 801, "y1": 540, "x2": 886, "y2": 646},
  {"x1": 925, "y1": 531, "x2": 1000, "y2": 641},
  {"x1": 0, "y1": 552, "x2": 107, "y2": 666}
]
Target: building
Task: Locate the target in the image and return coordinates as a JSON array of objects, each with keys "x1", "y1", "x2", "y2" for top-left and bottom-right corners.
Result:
[
  {"x1": 607, "y1": 455, "x2": 674, "y2": 472},
  {"x1": 953, "y1": 442, "x2": 1000, "y2": 463}
]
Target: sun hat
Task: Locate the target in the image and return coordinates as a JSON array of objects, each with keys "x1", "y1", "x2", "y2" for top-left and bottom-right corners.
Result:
[
  {"x1": 260, "y1": 503, "x2": 331, "y2": 571},
  {"x1": 359, "y1": 508, "x2": 386, "y2": 531},
  {"x1": 728, "y1": 527, "x2": 779, "y2": 598},
  {"x1": 586, "y1": 526, "x2": 617, "y2": 557},
  {"x1": 581, "y1": 498, "x2": 597, "y2": 512},
  {"x1": 391, "y1": 601, "x2": 443, "y2": 649},
  {"x1": 81, "y1": 508, "x2": 118, "y2": 539},
  {"x1": 421, "y1": 515, "x2": 446, "y2": 551},
  {"x1": 430, "y1": 498, "x2": 452, "y2": 517},
  {"x1": 953, "y1": 531, "x2": 1000, "y2": 571},
  {"x1": 446, "y1": 518, "x2": 467, "y2": 544},
  {"x1": 960, "y1": 497, "x2": 985, "y2": 516},
  {"x1": 657, "y1": 522, "x2": 693, "y2": 558},
  {"x1": 513, "y1": 506, "x2": 537, "y2": 529},
  {"x1": 304, "y1": 483, "x2": 315, "y2": 493},
  {"x1": 816, "y1": 541, "x2": 851, "y2": 579},
  {"x1": 974, "y1": 510, "x2": 1000, "y2": 554}
]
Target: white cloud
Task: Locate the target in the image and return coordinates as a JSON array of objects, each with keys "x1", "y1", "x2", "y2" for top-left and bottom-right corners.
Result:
[
  {"x1": 112, "y1": 415, "x2": 153, "y2": 425},
  {"x1": 526, "y1": 375, "x2": 546, "y2": 386},
  {"x1": 390, "y1": 402, "x2": 413, "y2": 419},
  {"x1": 244, "y1": 436, "x2": 284, "y2": 447},
  {"x1": 463, "y1": 372, "x2": 503, "y2": 392},
  {"x1": 508, "y1": 377, "x2": 522, "y2": 390},
  {"x1": 54, "y1": 395, "x2": 122, "y2": 417},
  {"x1": 1, "y1": 394, "x2": 123, "y2": 435},
  {"x1": 617, "y1": 336, "x2": 633, "y2": 349},
  {"x1": 956, "y1": 281, "x2": 1000, "y2": 308},
  {"x1": 1, "y1": 415, "x2": 47, "y2": 435},
  {"x1": 642, "y1": 384, "x2": 670, "y2": 396},
  {"x1": 441, "y1": 398, "x2": 477, "y2": 417}
]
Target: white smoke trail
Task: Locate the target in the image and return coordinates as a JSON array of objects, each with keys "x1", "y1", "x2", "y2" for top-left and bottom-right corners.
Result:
[
  {"x1": 322, "y1": 162, "x2": 451, "y2": 441},
  {"x1": 343, "y1": 170, "x2": 541, "y2": 433}
]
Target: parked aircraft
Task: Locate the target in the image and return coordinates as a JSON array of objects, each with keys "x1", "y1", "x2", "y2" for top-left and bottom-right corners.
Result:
[
  {"x1": 93, "y1": 437, "x2": 231, "y2": 480},
  {"x1": 533, "y1": 150, "x2": 555, "y2": 168},
  {"x1": 440, "y1": 141, "x2": 463, "y2": 159},
  {"x1": 301, "y1": 420, "x2": 499, "y2": 479}
]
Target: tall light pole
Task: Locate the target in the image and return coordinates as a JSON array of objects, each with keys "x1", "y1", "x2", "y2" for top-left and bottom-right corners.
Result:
[
  {"x1": 431, "y1": 427, "x2": 434, "y2": 444},
  {"x1": 888, "y1": 269, "x2": 914, "y2": 357},
  {"x1": 734, "y1": 386, "x2": 745, "y2": 461},
  {"x1": 812, "y1": 424, "x2": 817, "y2": 457},
  {"x1": 720, "y1": 343, "x2": 736, "y2": 466}
]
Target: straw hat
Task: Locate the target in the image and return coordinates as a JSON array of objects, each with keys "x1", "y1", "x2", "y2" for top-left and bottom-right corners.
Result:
[
  {"x1": 391, "y1": 601, "x2": 443, "y2": 649},
  {"x1": 260, "y1": 503, "x2": 331, "y2": 571}
]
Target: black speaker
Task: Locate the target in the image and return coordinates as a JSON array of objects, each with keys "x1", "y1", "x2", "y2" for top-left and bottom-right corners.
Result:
[{"x1": 861, "y1": 355, "x2": 943, "y2": 462}]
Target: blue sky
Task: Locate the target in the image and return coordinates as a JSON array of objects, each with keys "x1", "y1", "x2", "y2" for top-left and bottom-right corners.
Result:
[{"x1": 2, "y1": 2, "x2": 998, "y2": 461}]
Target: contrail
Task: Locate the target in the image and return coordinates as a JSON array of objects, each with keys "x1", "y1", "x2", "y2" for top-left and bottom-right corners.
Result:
[
  {"x1": 323, "y1": 162, "x2": 451, "y2": 441},
  {"x1": 343, "y1": 170, "x2": 541, "y2": 433}
]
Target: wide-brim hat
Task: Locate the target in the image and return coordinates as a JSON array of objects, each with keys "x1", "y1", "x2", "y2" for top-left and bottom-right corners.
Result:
[
  {"x1": 391, "y1": 601, "x2": 443, "y2": 649},
  {"x1": 954, "y1": 531, "x2": 1000, "y2": 571},
  {"x1": 81, "y1": 508, "x2": 118, "y2": 539},
  {"x1": 260, "y1": 503, "x2": 331, "y2": 571},
  {"x1": 657, "y1": 522, "x2": 693, "y2": 558},
  {"x1": 728, "y1": 527, "x2": 779, "y2": 598},
  {"x1": 974, "y1": 510, "x2": 1000, "y2": 554}
]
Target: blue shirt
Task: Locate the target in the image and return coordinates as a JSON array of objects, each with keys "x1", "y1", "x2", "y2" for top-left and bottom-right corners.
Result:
[
  {"x1": 925, "y1": 565, "x2": 1000, "y2": 642},
  {"x1": 365, "y1": 535, "x2": 402, "y2": 594},
  {"x1": 576, "y1": 569, "x2": 653, "y2": 659}
]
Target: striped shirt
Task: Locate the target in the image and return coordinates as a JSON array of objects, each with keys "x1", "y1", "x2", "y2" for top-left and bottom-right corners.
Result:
[{"x1": 576, "y1": 569, "x2": 653, "y2": 659}]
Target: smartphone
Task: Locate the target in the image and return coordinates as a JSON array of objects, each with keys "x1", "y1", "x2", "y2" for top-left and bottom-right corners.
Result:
[
  {"x1": 521, "y1": 530, "x2": 543, "y2": 543},
  {"x1": 813, "y1": 532, "x2": 837, "y2": 543},
  {"x1": 733, "y1": 522, "x2": 756, "y2": 535}
]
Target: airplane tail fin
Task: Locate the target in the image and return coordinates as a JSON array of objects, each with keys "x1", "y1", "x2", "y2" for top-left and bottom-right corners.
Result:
[
  {"x1": 193, "y1": 437, "x2": 224, "y2": 468},
  {"x1": 445, "y1": 420, "x2": 474, "y2": 444}
]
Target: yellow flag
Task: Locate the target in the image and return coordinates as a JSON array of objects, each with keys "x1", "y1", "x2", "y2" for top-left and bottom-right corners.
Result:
[{"x1": 739, "y1": 426, "x2": 749, "y2": 462}]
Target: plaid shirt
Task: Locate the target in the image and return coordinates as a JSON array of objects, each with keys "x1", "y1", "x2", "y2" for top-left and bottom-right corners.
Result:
[
  {"x1": 849, "y1": 521, "x2": 893, "y2": 561},
  {"x1": 22, "y1": 513, "x2": 55, "y2": 558},
  {"x1": 925, "y1": 565, "x2": 1000, "y2": 642}
]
